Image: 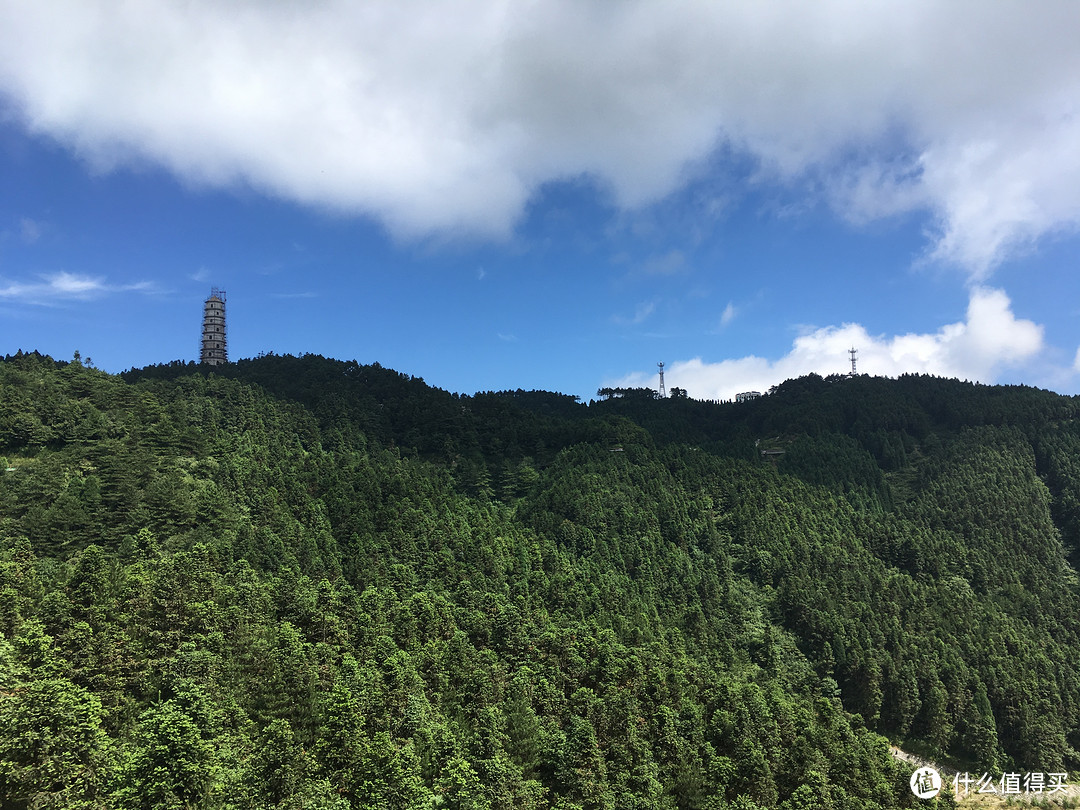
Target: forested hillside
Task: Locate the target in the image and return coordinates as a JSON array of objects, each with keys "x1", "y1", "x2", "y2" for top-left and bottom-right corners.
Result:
[{"x1": 1, "y1": 350, "x2": 1078, "y2": 808}]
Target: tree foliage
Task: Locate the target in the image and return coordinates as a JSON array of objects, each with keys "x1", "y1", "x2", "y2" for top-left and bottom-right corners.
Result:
[{"x1": 0, "y1": 351, "x2": 1077, "y2": 807}]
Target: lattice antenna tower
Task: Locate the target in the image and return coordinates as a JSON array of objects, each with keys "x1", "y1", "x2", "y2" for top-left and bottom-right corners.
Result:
[
  {"x1": 849, "y1": 347, "x2": 858, "y2": 376},
  {"x1": 657, "y1": 361, "x2": 666, "y2": 398},
  {"x1": 200, "y1": 288, "x2": 228, "y2": 365}
]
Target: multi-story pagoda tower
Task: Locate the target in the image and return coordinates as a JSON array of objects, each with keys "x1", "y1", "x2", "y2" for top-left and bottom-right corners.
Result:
[{"x1": 200, "y1": 288, "x2": 227, "y2": 365}]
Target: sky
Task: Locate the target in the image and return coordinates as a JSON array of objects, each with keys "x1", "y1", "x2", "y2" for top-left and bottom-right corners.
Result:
[{"x1": 1, "y1": 0, "x2": 1079, "y2": 402}]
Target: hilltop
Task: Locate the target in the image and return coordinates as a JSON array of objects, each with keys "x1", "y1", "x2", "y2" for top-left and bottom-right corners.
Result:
[{"x1": 1, "y1": 350, "x2": 1078, "y2": 808}]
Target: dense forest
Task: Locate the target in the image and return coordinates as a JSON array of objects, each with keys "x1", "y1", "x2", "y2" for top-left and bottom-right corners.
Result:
[{"x1": 1, "y1": 350, "x2": 1078, "y2": 808}]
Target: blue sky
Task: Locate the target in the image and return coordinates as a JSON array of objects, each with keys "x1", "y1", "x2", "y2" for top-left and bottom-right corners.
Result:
[{"x1": 2, "y1": 1, "x2": 1079, "y2": 401}]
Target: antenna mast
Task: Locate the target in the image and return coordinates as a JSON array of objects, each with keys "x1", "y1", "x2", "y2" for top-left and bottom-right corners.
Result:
[
  {"x1": 849, "y1": 347, "x2": 858, "y2": 376},
  {"x1": 657, "y1": 362, "x2": 666, "y2": 398}
]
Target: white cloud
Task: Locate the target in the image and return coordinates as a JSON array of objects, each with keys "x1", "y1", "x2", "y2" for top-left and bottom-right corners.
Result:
[
  {"x1": 613, "y1": 300, "x2": 657, "y2": 326},
  {"x1": 719, "y1": 301, "x2": 737, "y2": 328},
  {"x1": 642, "y1": 249, "x2": 686, "y2": 276},
  {"x1": 19, "y1": 218, "x2": 43, "y2": 243},
  {"x1": 48, "y1": 272, "x2": 101, "y2": 295},
  {"x1": 0, "y1": 2, "x2": 1078, "y2": 270},
  {"x1": 610, "y1": 287, "x2": 1044, "y2": 400},
  {"x1": 0, "y1": 271, "x2": 153, "y2": 303}
]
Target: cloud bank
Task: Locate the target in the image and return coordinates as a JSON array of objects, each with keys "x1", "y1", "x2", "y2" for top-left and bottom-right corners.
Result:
[
  {"x1": 611, "y1": 288, "x2": 1044, "y2": 401},
  {"x1": 1, "y1": 1, "x2": 1078, "y2": 271}
]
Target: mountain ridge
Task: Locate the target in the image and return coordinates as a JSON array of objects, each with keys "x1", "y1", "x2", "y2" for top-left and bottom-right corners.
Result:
[{"x1": 1, "y1": 350, "x2": 1077, "y2": 808}]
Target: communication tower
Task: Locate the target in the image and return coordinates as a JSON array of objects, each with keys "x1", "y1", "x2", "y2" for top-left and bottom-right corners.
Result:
[
  {"x1": 657, "y1": 362, "x2": 666, "y2": 398},
  {"x1": 849, "y1": 347, "x2": 858, "y2": 376},
  {"x1": 200, "y1": 288, "x2": 227, "y2": 365}
]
